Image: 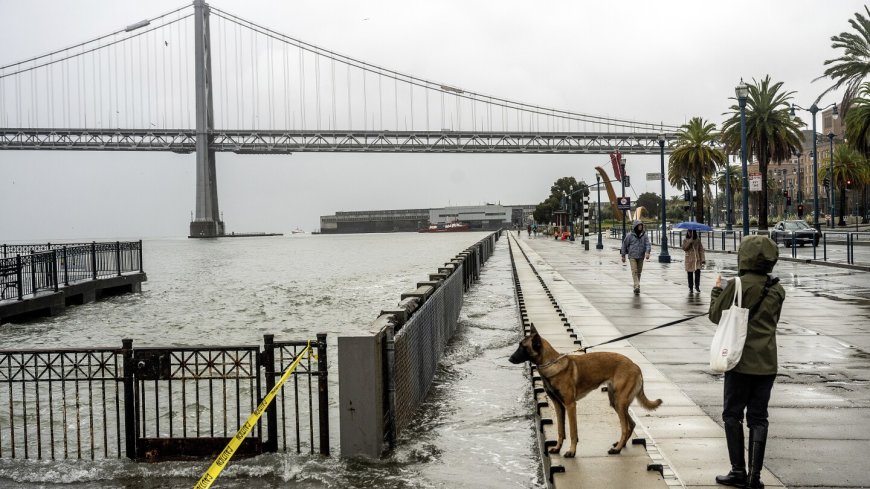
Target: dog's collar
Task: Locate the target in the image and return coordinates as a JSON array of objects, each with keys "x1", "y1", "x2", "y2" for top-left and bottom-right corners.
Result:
[
  {"x1": 537, "y1": 348, "x2": 584, "y2": 370},
  {"x1": 538, "y1": 353, "x2": 570, "y2": 370}
]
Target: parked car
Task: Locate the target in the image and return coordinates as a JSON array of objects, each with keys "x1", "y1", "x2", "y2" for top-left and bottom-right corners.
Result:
[{"x1": 770, "y1": 220, "x2": 820, "y2": 247}]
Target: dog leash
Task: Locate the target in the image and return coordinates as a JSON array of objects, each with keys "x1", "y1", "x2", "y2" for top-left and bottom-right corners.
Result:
[
  {"x1": 580, "y1": 276, "x2": 779, "y2": 353},
  {"x1": 579, "y1": 312, "x2": 708, "y2": 352}
]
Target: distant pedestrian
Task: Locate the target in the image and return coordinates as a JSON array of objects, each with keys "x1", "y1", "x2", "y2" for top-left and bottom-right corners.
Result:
[
  {"x1": 620, "y1": 220, "x2": 651, "y2": 295},
  {"x1": 517, "y1": 224, "x2": 521, "y2": 236},
  {"x1": 532, "y1": 222, "x2": 538, "y2": 238},
  {"x1": 527, "y1": 223, "x2": 531, "y2": 237},
  {"x1": 682, "y1": 230, "x2": 706, "y2": 293},
  {"x1": 709, "y1": 236, "x2": 785, "y2": 489}
]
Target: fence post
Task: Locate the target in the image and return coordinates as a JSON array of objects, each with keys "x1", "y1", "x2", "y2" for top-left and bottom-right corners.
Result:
[
  {"x1": 138, "y1": 240, "x2": 143, "y2": 272},
  {"x1": 316, "y1": 333, "x2": 330, "y2": 456},
  {"x1": 52, "y1": 250, "x2": 59, "y2": 292},
  {"x1": 262, "y1": 334, "x2": 278, "y2": 453},
  {"x1": 63, "y1": 246, "x2": 69, "y2": 286},
  {"x1": 848, "y1": 233, "x2": 853, "y2": 265},
  {"x1": 384, "y1": 325, "x2": 397, "y2": 451},
  {"x1": 30, "y1": 250, "x2": 37, "y2": 296},
  {"x1": 122, "y1": 339, "x2": 136, "y2": 460},
  {"x1": 91, "y1": 242, "x2": 98, "y2": 280},
  {"x1": 116, "y1": 241, "x2": 122, "y2": 276},
  {"x1": 823, "y1": 234, "x2": 828, "y2": 262},
  {"x1": 16, "y1": 254, "x2": 23, "y2": 301}
]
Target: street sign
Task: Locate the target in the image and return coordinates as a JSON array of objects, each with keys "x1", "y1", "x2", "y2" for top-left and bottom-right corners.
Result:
[
  {"x1": 623, "y1": 175, "x2": 631, "y2": 188},
  {"x1": 749, "y1": 173, "x2": 762, "y2": 192},
  {"x1": 646, "y1": 172, "x2": 662, "y2": 181},
  {"x1": 617, "y1": 196, "x2": 632, "y2": 211}
]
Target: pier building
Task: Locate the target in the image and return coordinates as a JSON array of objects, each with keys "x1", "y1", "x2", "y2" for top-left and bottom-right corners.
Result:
[{"x1": 319, "y1": 204, "x2": 535, "y2": 234}]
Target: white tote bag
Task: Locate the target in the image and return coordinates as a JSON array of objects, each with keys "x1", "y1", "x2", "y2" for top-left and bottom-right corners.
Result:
[{"x1": 709, "y1": 277, "x2": 749, "y2": 373}]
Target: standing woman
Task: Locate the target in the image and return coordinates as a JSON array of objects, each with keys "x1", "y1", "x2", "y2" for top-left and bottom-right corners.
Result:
[
  {"x1": 682, "y1": 230, "x2": 706, "y2": 293},
  {"x1": 709, "y1": 236, "x2": 785, "y2": 489}
]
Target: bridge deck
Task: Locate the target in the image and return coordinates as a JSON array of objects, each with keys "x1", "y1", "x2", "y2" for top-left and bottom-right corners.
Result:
[{"x1": 0, "y1": 128, "x2": 677, "y2": 154}]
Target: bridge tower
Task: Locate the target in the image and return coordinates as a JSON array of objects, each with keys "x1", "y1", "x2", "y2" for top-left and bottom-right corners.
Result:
[{"x1": 189, "y1": 0, "x2": 224, "y2": 238}]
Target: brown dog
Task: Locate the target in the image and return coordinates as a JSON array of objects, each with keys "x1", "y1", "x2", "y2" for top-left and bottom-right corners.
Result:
[{"x1": 509, "y1": 326, "x2": 662, "y2": 457}]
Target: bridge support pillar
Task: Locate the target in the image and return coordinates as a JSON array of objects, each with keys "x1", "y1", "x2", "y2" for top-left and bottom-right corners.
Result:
[{"x1": 189, "y1": 0, "x2": 224, "y2": 238}]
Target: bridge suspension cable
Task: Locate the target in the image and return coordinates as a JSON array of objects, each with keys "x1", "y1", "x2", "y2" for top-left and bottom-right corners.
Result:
[
  {"x1": 209, "y1": 5, "x2": 680, "y2": 134},
  {"x1": 0, "y1": 5, "x2": 194, "y2": 130}
]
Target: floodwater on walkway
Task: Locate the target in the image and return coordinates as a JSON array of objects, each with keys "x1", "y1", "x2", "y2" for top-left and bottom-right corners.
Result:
[{"x1": 0, "y1": 234, "x2": 542, "y2": 488}]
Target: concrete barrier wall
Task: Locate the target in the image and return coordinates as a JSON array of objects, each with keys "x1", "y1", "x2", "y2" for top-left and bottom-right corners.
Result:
[{"x1": 338, "y1": 231, "x2": 499, "y2": 458}]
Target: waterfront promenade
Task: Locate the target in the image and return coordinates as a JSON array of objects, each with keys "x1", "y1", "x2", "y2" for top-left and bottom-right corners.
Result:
[{"x1": 511, "y1": 233, "x2": 870, "y2": 489}]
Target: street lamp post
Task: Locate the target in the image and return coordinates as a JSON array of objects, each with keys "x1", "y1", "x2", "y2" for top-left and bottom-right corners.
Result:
[
  {"x1": 715, "y1": 171, "x2": 720, "y2": 227},
  {"x1": 795, "y1": 150, "x2": 802, "y2": 205},
  {"x1": 620, "y1": 157, "x2": 627, "y2": 239},
  {"x1": 726, "y1": 155, "x2": 733, "y2": 231},
  {"x1": 658, "y1": 135, "x2": 671, "y2": 263},
  {"x1": 736, "y1": 79, "x2": 750, "y2": 237},
  {"x1": 596, "y1": 174, "x2": 604, "y2": 249},
  {"x1": 568, "y1": 186, "x2": 575, "y2": 241},
  {"x1": 828, "y1": 132, "x2": 835, "y2": 227},
  {"x1": 790, "y1": 101, "x2": 838, "y2": 237}
]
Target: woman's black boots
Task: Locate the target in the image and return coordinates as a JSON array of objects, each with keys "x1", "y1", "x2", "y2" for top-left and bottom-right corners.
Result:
[
  {"x1": 747, "y1": 426, "x2": 768, "y2": 489},
  {"x1": 715, "y1": 419, "x2": 748, "y2": 486}
]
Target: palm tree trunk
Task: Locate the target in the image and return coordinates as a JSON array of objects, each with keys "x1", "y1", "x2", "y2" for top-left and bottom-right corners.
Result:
[
  {"x1": 696, "y1": 169, "x2": 705, "y2": 224},
  {"x1": 759, "y1": 155, "x2": 769, "y2": 230}
]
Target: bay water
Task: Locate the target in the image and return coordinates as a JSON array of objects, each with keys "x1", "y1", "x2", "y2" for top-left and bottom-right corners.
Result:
[{"x1": 0, "y1": 233, "x2": 543, "y2": 488}]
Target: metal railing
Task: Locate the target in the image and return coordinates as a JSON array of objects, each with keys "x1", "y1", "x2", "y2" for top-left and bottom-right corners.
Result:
[
  {"x1": 0, "y1": 347, "x2": 125, "y2": 460},
  {"x1": 391, "y1": 265, "x2": 463, "y2": 434},
  {"x1": 611, "y1": 228, "x2": 869, "y2": 266},
  {"x1": 0, "y1": 335, "x2": 329, "y2": 461},
  {"x1": 337, "y1": 230, "x2": 500, "y2": 458},
  {"x1": 263, "y1": 335, "x2": 329, "y2": 455},
  {"x1": 0, "y1": 241, "x2": 143, "y2": 301}
]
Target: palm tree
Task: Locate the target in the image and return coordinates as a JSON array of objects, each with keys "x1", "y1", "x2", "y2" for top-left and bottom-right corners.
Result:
[
  {"x1": 819, "y1": 145, "x2": 870, "y2": 225},
  {"x1": 721, "y1": 76, "x2": 804, "y2": 230},
  {"x1": 817, "y1": 6, "x2": 870, "y2": 117},
  {"x1": 668, "y1": 117, "x2": 726, "y2": 224},
  {"x1": 846, "y1": 82, "x2": 870, "y2": 155},
  {"x1": 845, "y1": 82, "x2": 870, "y2": 222}
]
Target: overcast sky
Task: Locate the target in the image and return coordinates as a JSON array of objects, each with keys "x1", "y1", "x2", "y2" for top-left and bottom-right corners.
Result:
[{"x1": 0, "y1": 0, "x2": 862, "y2": 240}]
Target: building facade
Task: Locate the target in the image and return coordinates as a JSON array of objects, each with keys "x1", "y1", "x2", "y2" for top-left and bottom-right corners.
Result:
[{"x1": 319, "y1": 204, "x2": 535, "y2": 234}]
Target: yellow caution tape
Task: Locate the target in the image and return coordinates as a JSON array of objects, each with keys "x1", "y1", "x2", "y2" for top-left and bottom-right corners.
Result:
[{"x1": 193, "y1": 341, "x2": 314, "y2": 489}]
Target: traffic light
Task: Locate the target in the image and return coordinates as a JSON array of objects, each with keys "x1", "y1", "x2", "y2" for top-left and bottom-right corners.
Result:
[
  {"x1": 782, "y1": 189, "x2": 788, "y2": 197},
  {"x1": 797, "y1": 204, "x2": 805, "y2": 218},
  {"x1": 846, "y1": 179, "x2": 852, "y2": 191},
  {"x1": 683, "y1": 190, "x2": 691, "y2": 201},
  {"x1": 786, "y1": 196, "x2": 792, "y2": 206}
]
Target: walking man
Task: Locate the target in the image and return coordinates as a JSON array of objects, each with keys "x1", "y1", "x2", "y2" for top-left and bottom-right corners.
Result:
[{"x1": 620, "y1": 220, "x2": 651, "y2": 295}]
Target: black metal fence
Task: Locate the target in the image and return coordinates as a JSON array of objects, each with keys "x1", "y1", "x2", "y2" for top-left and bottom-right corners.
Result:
[
  {"x1": 0, "y1": 241, "x2": 143, "y2": 301},
  {"x1": 337, "y1": 231, "x2": 500, "y2": 458},
  {"x1": 0, "y1": 335, "x2": 328, "y2": 461},
  {"x1": 608, "y1": 229, "x2": 870, "y2": 266}
]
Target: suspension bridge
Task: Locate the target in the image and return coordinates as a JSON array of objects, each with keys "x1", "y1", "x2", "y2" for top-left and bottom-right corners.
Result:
[{"x1": 0, "y1": 0, "x2": 681, "y2": 237}]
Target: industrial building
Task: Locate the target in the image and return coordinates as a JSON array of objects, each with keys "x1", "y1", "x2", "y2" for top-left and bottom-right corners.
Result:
[{"x1": 319, "y1": 204, "x2": 535, "y2": 234}]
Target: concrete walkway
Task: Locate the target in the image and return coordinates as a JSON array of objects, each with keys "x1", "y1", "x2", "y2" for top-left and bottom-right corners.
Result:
[
  {"x1": 517, "y1": 233, "x2": 870, "y2": 489},
  {"x1": 509, "y1": 235, "x2": 671, "y2": 488}
]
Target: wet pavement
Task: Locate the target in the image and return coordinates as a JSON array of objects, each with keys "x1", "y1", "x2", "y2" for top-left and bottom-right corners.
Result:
[{"x1": 520, "y1": 234, "x2": 870, "y2": 489}]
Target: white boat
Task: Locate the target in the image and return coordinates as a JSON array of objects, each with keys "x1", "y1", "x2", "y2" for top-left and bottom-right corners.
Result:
[{"x1": 291, "y1": 227, "x2": 306, "y2": 234}]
